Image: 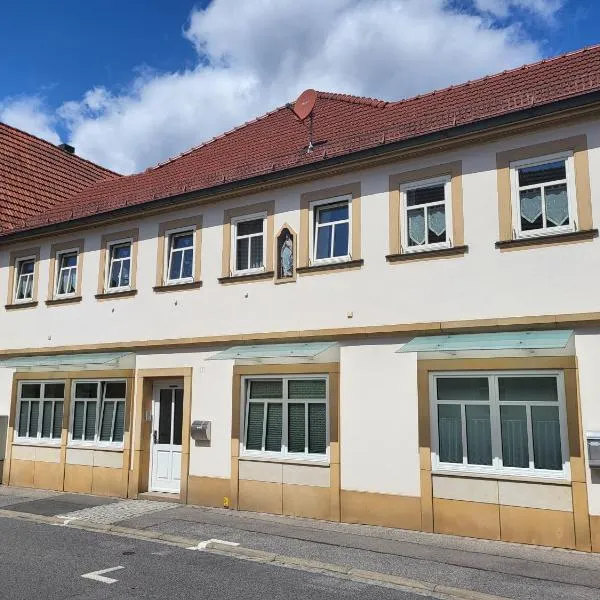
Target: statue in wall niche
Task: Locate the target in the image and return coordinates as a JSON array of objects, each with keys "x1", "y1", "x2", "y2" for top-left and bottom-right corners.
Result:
[{"x1": 278, "y1": 228, "x2": 294, "y2": 279}]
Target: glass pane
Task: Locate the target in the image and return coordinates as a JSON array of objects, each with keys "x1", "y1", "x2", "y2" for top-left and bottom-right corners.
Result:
[
  {"x1": 245, "y1": 402, "x2": 264, "y2": 451},
  {"x1": 52, "y1": 402, "x2": 63, "y2": 438},
  {"x1": 61, "y1": 253, "x2": 77, "y2": 268},
  {"x1": 169, "y1": 250, "x2": 183, "y2": 280},
  {"x1": 44, "y1": 383, "x2": 65, "y2": 399},
  {"x1": 498, "y1": 377, "x2": 558, "y2": 402},
  {"x1": 75, "y1": 382, "x2": 98, "y2": 399},
  {"x1": 437, "y1": 404, "x2": 462, "y2": 463},
  {"x1": 500, "y1": 405, "x2": 529, "y2": 468},
  {"x1": 41, "y1": 401, "x2": 53, "y2": 438},
  {"x1": 407, "y1": 185, "x2": 445, "y2": 207},
  {"x1": 121, "y1": 259, "x2": 131, "y2": 287},
  {"x1": 436, "y1": 378, "x2": 489, "y2": 401},
  {"x1": 236, "y1": 237, "x2": 249, "y2": 271},
  {"x1": 249, "y1": 380, "x2": 282, "y2": 399},
  {"x1": 427, "y1": 205, "x2": 446, "y2": 242},
  {"x1": 520, "y1": 188, "x2": 543, "y2": 231},
  {"x1": 172, "y1": 233, "x2": 193, "y2": 249},
  {"x1": 85, "y1": 402, "x2": 97, "y2": 441},
  {"x1": 332, "y1": 221, "x2": 349, "y2": 257},
  {"x1": 308, "y1": 403, "x2": 327, "y2": 454},
  {"x1": 16, "y1": 274, "x2": 31, "y2": 300},
  {"x1": 532, "y1": 406, "x2": 562, "y2": 470},
  {"x1": 466, "y1": 405, "x2": 492, "y2": 465},
  {"x1": 105, "y1": 381, "x2": 126, "y2": 399},
  {"x1": 109, "y1": 260, "x2": 121, "y2": 288},
  {"x1": 173, "y1": 389, "x2": 183, "y2": 446},
  {"x1": 28, "y1": 401, "x2": 39, "y2": 437},
  {"x1": 407, "y1": 208, "x2": 426, "y2": 246},
  {"x1": 113, "y1": 402, "x2": 125, "y2": 443},
  {"x1": 237, "y1": 219, "x2": 263, "y2": 236},
  {"x1": 182, "y1": 248, "x2": 194, "y2": 278},
  {"x1": 100, "y1": 401, "x2": 115, "y2": 442},
  {"x1": 72, "y1": 401, "x2": 85, "y2": 440},
  {"x1": 315, "y1": 224, "x2": 332, "y2": 259},
  {"x1": 545, "y1": 183, "x2": 569, "y2": 227},
  {"x1": 18, "y1": 401, "x2": 29, "y2": 437},
  {"x1": 519, "y1": 160, "x2": 566, "y2": 187},
  {"x1": 318, "y1": 204, "x2": 348, "y2": 224},
  {"x1": 158, "y1": 390, "x2": 173, "y2": 444},
  {"x1": 68, "y1": 268, "x2": 77, "y2": 294},
  {"x1": 288, "y1": 403, "x2": 306, "y2": 453},
  {"x1": 21, "y1": 383, "x2": 41, "y2": 398},
  {"x1": 19, "y1": 259, "x2": 35, "y2": 276},
  {"x1": 265, "y1": 403, "x2": 282, "y2": 452},
  {"x1": 112, "y1": 244, "x2": 131, "y2": 259},
  {"x1": 250, "y1": 236, "x2": 263, "y2": 269},
  {"x1": 288, "y1": 379, "x2": 326, "y2": 399}
]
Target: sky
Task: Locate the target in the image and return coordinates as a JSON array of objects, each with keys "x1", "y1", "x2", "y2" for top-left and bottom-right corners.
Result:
[{"x1": 0, "y1": 0, "x2": 598, "y2": 174}]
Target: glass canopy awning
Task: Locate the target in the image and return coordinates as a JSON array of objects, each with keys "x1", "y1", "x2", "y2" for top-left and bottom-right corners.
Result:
[
  {"x1": 208, "y1": 342, "x2": 337, "y2": 361},
  {"x1": 0, "y1": 352, "x2": 135, "y2": 371}
]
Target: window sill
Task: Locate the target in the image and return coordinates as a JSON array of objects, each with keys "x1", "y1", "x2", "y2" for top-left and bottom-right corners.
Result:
[
  {"x1": 95, "y1": 289, "x2": 138, "y2": 300},
  {"x1": 431, "y1": 469, "x2": 571, "y2": 486},
  {"x1": 495, "y1": 228, "x2": 598, "y2": 250},
  {"x1": 386, "y1": 245, "x2": 469, "y2": 263},
  {"x1": 5, "y1": 301, "x2": 38, "y2": 310},
  {"x1": 239, "y1": 455, "x2": 330, "y2": 467},
  {"x1": 297, "y1": 259, "x2": 364, "y2": 275},
  {"x1": 67, "y1": 443, "x2": 124, "y2": 451},
  {"x1": 45, "y1": 295, "x2": 82, "y2": 306},
  {"x1": 12, "y1": 440, "x2": 61, "y2": 447},
  {"x1": 218, "y1": 271, "x2": 274, "y2": 284},
  {"x1": 153, "y1": 281, "x2": 202, "y2": 293}
]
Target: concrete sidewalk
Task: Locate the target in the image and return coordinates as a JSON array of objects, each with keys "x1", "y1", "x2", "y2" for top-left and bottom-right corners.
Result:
[{"x1": 2, "y1": 485, "x2": 600, "y2": 599}]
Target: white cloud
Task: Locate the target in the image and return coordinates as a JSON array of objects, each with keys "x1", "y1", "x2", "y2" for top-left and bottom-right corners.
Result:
[
  {"x1": 0, "y1": 96, "x2": 60, "y2": 145},
  {"x1": 0, "y1": 0, "x2": 561, "y2": 173}
]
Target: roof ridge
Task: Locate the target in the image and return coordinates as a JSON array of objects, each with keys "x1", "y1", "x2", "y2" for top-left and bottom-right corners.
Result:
[
  {"x1": 314, "y1": 91, "x2": 388, "y2": 108},
  {"x1": 387, "y1": 43, "x2": 600, "y2": 108},
  {"x1": 0, "y1": 121, "x2": 121, "y2": 177}
]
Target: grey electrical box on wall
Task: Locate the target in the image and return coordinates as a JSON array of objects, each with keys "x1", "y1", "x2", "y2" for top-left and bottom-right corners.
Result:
[
  {"x1": 191, "y1": 420, "x2": 211, "y2": 442},
  {"x1": 586, "y1": 432, "x2": 600, "y2": 467}
]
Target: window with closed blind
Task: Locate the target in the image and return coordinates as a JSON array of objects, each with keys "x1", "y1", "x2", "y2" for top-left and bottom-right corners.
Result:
[
  {"x1": 430, "y1": 371, "x2": 569, "y2": 479},
  {"x1": 242, "y1": 376, "x2": 328, "y2": 459},
  {"x1": 70, "y1": 380, "x2": 126, "y2": 446},
  {"x1": 15, "y1": 381, "x2": 65, "y2": 442}
]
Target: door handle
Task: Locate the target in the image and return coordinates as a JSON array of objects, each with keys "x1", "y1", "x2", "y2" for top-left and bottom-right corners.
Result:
[{"x1": 153, "y1": 430, "x2": 158, "y2": 444}]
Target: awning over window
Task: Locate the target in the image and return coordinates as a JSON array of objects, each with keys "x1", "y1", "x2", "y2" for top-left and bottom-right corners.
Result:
[
  {"x1": 208, "y1": 342, "x2": 337, "y2": 361},
  {"x1": 397, "y1": 330, "x2": 573, "y2": 353},
  {"x1": 0, "y1": 352, "x2": 135, "y2": 371}
]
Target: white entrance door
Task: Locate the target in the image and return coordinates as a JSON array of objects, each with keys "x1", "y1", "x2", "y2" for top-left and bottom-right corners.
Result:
[{"x1": 150, "y1": 383, "x2": 183, "y2": 493}]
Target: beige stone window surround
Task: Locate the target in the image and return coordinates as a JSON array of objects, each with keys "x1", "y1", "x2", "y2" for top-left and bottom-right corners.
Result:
[
  {"x1": 388, "y1": 161, "x2": 466, "y2": 263},
  {"x1": 219, "y1": 200, "x2": 275, "y2": 284},
  {"x1": 298, "y1": 182, "x2": 362, "y2": 275},
  {"x1": 496, "y1": 135, "x2": 595, "y2": 250},
  {"x1": 154, "y1": 215, "x2": 203, "y2": 292},
  {"x1": 96, "y1": 228, "x2": 139, "y2": 300},
  {"x1": 46, "y1": 239, "x2": 85, "y2": 305},
  {"x1": 6, "y1": 246, "x2": 41, "y2": 309}
]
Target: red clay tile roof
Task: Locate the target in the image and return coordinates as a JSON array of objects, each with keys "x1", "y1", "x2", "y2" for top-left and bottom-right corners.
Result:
[
  {"x1": 0, "y1": 122, "x2": 118, "y2": 231},
  {"x1": 5, "y1": 44, "x2": 600, "y2": 236}
]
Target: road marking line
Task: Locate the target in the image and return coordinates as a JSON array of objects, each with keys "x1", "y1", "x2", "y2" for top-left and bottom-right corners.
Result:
[
  {"x1": 81, "y1": 566, "x2": 124, "y2": 584},
  {"x1": 188, "y1": 538, "x2": 240, "y2": 550}
]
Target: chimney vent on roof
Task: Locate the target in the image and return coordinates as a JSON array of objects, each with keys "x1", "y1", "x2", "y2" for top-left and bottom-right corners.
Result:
[{"x1": 58, "y1": 143, "x2": 75, "y2": 155}]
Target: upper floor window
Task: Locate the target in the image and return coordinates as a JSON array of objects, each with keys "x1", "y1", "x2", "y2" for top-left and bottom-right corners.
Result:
[
  {"x1": 106, "y1": 241, "x2": 131, "y2": 291},
  {"x1": 232, "y1": 214, "x2": 266, "y2": 274},
  {"x1": 511, "y1": 153, "x2": 575, "y2": 238},
  {"x1": 16, "y1": 381, "x2": 65, "y2": 442},
  {"x1": 14, "y1": 257, "x2": 35, "y2": 302},
  {"x1": 311, "y1": 197, "x2": 350, "y2": 263},
  {"x1": 431, "y1": 371, "x2": 568, "y2": 479},
  {"x1": 55, "y1": 251, "x2": 78, "y2": 297},
  {"x1": 70, "y1": 380, "x2": 126, "y2": 445},
  {"x1": 401, "y1": 176, "x2": 451, "y2": 252},
  {"x1": 167, "y1": 230, "x2": 194, "y2": 283}
]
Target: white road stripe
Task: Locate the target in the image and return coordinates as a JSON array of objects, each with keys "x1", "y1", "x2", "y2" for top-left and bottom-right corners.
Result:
[
  {"x1": 81, "y1": 566, "x2": 124, "y2": 584},
  {"x1": 189, "y1": 538, "x2": 240, "y2": 550}
]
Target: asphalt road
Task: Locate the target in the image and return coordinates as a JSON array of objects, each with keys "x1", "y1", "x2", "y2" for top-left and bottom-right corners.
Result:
[{"x1": 0, "y1": 516, "x2": 426, "y2": 600}]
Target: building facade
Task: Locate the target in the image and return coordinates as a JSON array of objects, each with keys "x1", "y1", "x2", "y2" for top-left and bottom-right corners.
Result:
[{"x1": 2, "y1": 48, "x2": 600, "y2": 552}]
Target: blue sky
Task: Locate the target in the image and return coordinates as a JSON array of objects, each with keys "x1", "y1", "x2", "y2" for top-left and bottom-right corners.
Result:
[{"x1": 1, "y1": 1, "x2": 598, "y2": 173}]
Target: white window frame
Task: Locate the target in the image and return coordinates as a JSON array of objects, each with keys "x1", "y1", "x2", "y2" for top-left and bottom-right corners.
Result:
[
  {"x1": 105, "y1": 238, "x2": 133, "y2": 292},
  {"x1": 240, "y1": 374, "x2": 330, "y2": 463},
  {"x1": 510, "y1": 151, "x2": 576, "y2": 239},
  {"x1": 13, "y1": 255, "x2": 36, "y2": 303},
  {"x1": 14, "y1": 381, "x2": 65, "y2": 445},
  {"x1": 231, "y1": 212, "x2": 267, "y2": 275},
  {"x1": 309, "y1": 196, "x2": 352, "y2": 265},
  {"x1": 400, "y1": 175, "x2": 452, "y2": 253},
  {"x1": 164, "y1": 227, "x2": 195, "y2": 285},
  {"x1": 54, "y1": 249, "x2": 79, "y2": 298},
  {"x1": 430, "y1": 370, "x2": 570, "y2": 480},
  {"x1": 68, "y1": 379, "x2": 127, "y2": 448}
]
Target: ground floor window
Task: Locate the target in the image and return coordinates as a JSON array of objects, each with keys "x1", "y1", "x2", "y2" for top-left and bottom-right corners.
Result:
[
  {"x1": 242, "y1": 376, "x2": 328, "y2": 459},
  {"x1": 16, "y1": 381, "x2": 65, "y2": 441},
  {"x1": 70, "y1": 380, "x2": 126, "y2": 445},
  {"x1": 430, "y1": 371, "x2": 569, "y2": 478}
]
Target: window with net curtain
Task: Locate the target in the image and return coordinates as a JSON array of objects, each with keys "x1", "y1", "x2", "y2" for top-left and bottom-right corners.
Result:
[
  {"x1": 234, "y1": 216, "x2": 265, "y2": 273},
  {"x1": 431, "y1": 372, "x2": 567, "y2": 476},
  {"x1": 243, "y1": 377, "x2": 328, "y2": 458}
]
